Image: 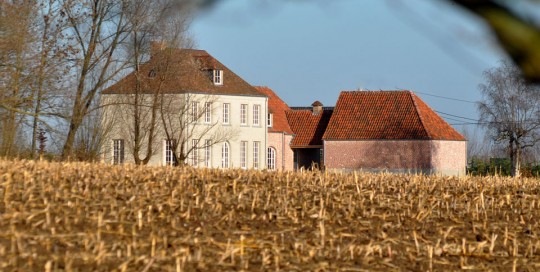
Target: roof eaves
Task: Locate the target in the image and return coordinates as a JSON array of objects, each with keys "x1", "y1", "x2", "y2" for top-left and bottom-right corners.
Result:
[
  {"x1": 290, "y1": 145, "x2": 323, "y2": 148},
  {"x1": 268, "y1": 130, "x2": 295, "y2": 135}
]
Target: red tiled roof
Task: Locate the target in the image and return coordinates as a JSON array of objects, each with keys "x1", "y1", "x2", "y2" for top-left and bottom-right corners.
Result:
[
  {"x1": 322, "y1": 90, "x2": 466, "y2": 141},
  {"x1": 286, "y1": 109, "x2": 333, "y2": 147},
  {"x1": 254, "y1": 86, "x2": 293, "y2": 134},
  {"x1": 102, "y1": 48, "x2": 263, "y2": 97},
  {"x1": 410, "y1": 92, "x2": 467, "y2": 140}
]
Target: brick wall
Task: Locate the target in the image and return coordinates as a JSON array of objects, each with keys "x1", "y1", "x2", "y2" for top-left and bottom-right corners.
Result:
[
  {"x1": 324, "y1": 140, "x2": 466, "y2": 176},
  {"x1": 430, "y1": 140, "x2": 467, "y2": 176},
  {"x1": 268, "y1": 132, "x2": 294, "y2": 171},
  {"x1": 283, "y1": 135, "x2": 294, "y2": 171}
]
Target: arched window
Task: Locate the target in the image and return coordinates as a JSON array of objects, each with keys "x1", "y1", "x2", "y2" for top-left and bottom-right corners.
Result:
[
  {"x1": 221, "y1": 142, "x2": 230, "y2": 168},
  {"x1": 267, "y1": 147, "x2": 276, "y2": 170}
]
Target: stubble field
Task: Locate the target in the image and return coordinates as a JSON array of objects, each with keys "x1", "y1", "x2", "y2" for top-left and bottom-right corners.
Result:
[{"x1": 1, "y1": 159, "x2": 540, "y2": 271}]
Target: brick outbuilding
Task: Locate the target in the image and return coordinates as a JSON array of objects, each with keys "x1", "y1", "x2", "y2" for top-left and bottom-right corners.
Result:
[
  {"x1": 286, "y1": 103, "x2": 333, "y2": 170},
  {"x1": 322, "y1": 90, "x2": 466, "y2": 175}
]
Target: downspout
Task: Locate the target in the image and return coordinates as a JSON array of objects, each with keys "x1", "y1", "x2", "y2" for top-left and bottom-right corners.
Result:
[
  {"x1": 282, "y1": 132, "x2": 285, "y2": 171},
  {"x1": 184, "y1": 94, "x2": 189, "y2": 166},
  {"x1": 265, "y1": 96, "x2": 268, "y2": 169},
  {"x1": 323, "y1": 140, "x2": 325, "y2": 171},
  {"x1": 464, "y1": 140, "x2": 468, "y2": 176}
]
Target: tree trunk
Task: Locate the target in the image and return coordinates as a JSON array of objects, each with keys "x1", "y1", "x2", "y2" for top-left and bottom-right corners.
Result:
[
  {"x1": 1, "y1": 111, "x2": 18, "y2": 157},
  {"x1": 61, "y1": 0, "x2": 123, "y2": 161},
  {"x1": 509, "y1": 139, "x2": 521, "y2": 177},
  {"x1": 31, "y1": 16, "x2": 52, "y2": 159},
  {"x1": 514, "y1": 143, "x2": 522, "y2": 178},
  {"x1": 30, "y1": 99, "x2": 41, "y2": 158},
  {"x1": 62, "y1": 108, "x2": 84, "y2": 160}
]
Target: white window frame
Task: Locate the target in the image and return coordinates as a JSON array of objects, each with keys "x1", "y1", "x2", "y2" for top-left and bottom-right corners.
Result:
[
  {"x1": 240, "y1": 141, "x2": 247, "y2": 169},
  {"x1": 204, "y1": 102, "x2": 212, "y2": 123},
  {"x1": 213, "y1": 69, "x2": 223, "y2": 85},
  {"x1": 164, "y1": 139, "x2": 175, "y2": 166},
  {"x1": 222, "y1": 103, "x2": 230, "y2": 124},
  {"x1": 192, "y1": 139, "x2": 199, "y2": 166},
  {"x1": 221, "y1": 142, "x2": 230, "y2": 168},
  {"x1": 112, "y1": 139, "x2": 124, "y2": 165},
  {"x1": 253, "y1": 104, "x2": 260, "y2": 126},
  {"x1": 191, "y1": 101, "x2": 199, "y2": 123},
  {"x1": 204, "y1": 139, "x2": 211, "y2": 167},
  {"x1": 267, "y1": 147, "x2": 276, "y2": 170},
  {"x1": 267, "y1": 113, "x2": 273, "y2": 127},
  {"x1": 240, "y1": 104, "x2": 248, "y2": 125},
  {"x1": 253, "y1": 141, "x2": 260, "y2": 169}
]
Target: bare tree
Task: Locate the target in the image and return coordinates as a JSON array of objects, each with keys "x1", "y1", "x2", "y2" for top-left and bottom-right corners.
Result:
[
  {"x1": 104, "y1": 13, "x2": 238, "y2": 167},
  {"x1": 109, "y1": 46, "x2": 238, "y2": 166},
  {"x1": 29, "y1": 0, "x2": 69, "y2": 158},
  {"x1": 0, "y1": 1, "x2": 35, "y2": 157},
  {"x1": 60, "y1": 0, "x2": 130, "y2": 160},
  {"x1": 160, "y1": 92, "x2": 238, "y2": 166},
  {"x1": 73, "y1": 103, "x2": 111, "y2": 161},
  {"x1": 0, "y1": 1, "x2": 69, "y2": 159},
  {"x1": 478, "y1": 60, "x2": 540, "y2": 177},
  {"x1": 461, "y1": 126, "x2": 491, "y2": 160},
  {"x1": 116, "y1": 0, "x2": 193, "y2": 165}
]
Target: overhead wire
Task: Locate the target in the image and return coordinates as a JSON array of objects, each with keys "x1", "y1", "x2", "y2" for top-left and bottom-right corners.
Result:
[
  {"x1": 412, "y1": 90, "x2": 480, "y2": 125},
  {"x1": 435, "y1": 110, "x2": 479, "y2": 121},
  {"x1": 415, "y1": 91, "x2": 477, "y2": 104}
]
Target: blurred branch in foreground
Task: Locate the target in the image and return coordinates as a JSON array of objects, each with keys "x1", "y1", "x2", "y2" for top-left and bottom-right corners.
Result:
[{"x1": 450, "y1": 0, "x2": 540, "y2": 83}]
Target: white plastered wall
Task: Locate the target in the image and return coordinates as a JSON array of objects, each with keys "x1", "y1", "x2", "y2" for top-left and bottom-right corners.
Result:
[{"x1": 101, "y1": 92, "x2": 268, "y2": 169}]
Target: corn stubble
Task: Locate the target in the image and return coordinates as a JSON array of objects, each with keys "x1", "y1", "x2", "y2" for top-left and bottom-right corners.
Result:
[{"x1": 1, "y1": 160, "x2": 540, "y2": 271}]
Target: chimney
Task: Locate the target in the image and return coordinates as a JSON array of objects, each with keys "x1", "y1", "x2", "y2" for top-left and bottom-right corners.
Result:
[{"x1": 312, "y1": 100, "x2": 323, "y2": 115}]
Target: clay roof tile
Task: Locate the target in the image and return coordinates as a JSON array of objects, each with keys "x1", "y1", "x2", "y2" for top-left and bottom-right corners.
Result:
[
  {"x1": 102, "y1": 48, "x2": 263, "y2": 97},
  {"x1": 254, "y1": 86, "x2": 293, "y2": 134},
  {"x1": 286, "y1": 109, "x2": 333, "y2": 147},
  {"x1": 322, "y1": 90, "x2": 466, "y2": 141}
]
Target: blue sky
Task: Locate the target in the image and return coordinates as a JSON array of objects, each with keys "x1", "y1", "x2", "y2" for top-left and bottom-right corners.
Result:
[{"x1": 190, "y1": 0, "x2": 506, "y2": 130}]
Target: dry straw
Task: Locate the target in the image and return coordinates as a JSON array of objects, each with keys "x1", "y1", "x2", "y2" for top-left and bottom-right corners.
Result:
[{"x1": 1, "y1": 159, "x2": 540, "y2": 270}]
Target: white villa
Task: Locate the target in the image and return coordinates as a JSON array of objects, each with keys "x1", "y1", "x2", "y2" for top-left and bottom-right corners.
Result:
[{"x1": 101, "y1": 45, "x2": 269, "y2": 169}]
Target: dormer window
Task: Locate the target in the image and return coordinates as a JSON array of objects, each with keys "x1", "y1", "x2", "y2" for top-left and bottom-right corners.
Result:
[
  {"x1": 213, "y1": 69, "x2": 223, "y2": 85},
  {"x1": 148, "y1": 69, "x2": 156, "y2": 78}
]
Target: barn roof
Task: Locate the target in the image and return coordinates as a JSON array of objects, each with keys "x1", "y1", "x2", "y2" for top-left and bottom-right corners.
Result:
[{"x1": 322, "y1": 90, "x2": 466, "y2": 141}]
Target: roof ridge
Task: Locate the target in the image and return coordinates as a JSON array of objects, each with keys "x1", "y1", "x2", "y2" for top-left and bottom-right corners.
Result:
[
  {"x1": 340, "y1": 89, "x2": 410, "y2": 93},
  {"x1": 409, "y1": 91, "x2": 431, "y2": 139}
]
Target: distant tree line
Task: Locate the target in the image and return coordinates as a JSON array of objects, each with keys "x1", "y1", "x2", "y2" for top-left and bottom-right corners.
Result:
[{"x1": 467, "y1": 158, "x2": 540, "y2": 177}]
